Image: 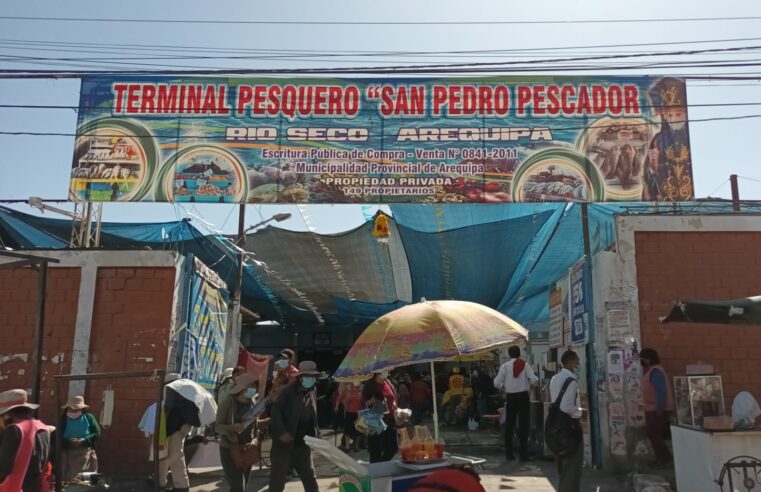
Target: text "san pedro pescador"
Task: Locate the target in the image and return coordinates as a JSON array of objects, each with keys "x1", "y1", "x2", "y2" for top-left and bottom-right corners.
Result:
[{"x1": 109, "y1": 82, "x2": 643, "y2": 119}]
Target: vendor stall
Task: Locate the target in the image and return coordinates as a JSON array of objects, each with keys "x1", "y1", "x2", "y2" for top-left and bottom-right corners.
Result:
[
  {"x1": 305, "y1": 436, "x2": 485, "y2": 492},
  {"x1": 672, "y1": 425, "x2": 761, "y2": 492}
]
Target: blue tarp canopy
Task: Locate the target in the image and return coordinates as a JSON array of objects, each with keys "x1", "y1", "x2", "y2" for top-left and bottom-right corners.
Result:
[{"x1": 4, "y1": 201, "x2": 733, "y2": 331}]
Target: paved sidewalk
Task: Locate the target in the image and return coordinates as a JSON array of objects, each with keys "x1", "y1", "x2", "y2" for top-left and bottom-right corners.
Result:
[
  {"x1": 187, "y1": 461, "x2": 632, "y2": 491},
  {"x1": 187, "y1": 452, "x2": 634, "y2": 492}
]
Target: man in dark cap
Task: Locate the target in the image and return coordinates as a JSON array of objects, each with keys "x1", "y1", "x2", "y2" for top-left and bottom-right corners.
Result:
[
  {"x1": 268, "y1": 360, "x2": 321, "y2": 492},
  {"x1": 643, "y1": 77, "x2": 694, "y2": 202}
]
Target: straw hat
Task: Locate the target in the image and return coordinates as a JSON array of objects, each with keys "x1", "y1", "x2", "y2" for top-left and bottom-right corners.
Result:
[
  {"x1": 219, "y1": 368, "x2": 234, "y2": 381},
  {"x1": 0, "y1": 389, "x2": 39, "y2": 415},
  {"x1": 63, "y1": 395, "x2": 89, "y2": 410},
  {"x1": 230, "y1": 372, "x2": 259, "y2": 394}
]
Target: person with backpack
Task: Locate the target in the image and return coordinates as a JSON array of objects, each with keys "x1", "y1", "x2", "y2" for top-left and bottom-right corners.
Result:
[
  {"x1": 0, "y1": 389, "x2": 53, "y2": 492},
  {"x1": 547, "y1": 350, "x2": 585, "y2": 492}
]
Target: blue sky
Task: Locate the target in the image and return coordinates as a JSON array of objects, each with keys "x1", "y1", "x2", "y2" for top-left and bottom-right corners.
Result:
[{"x1": 1, "y1": 0, "x2": 760, "y2": 233}]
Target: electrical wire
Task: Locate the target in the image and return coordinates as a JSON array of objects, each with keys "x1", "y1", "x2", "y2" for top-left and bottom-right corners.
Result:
[
  {"x1": 2, "y1": 15, "x2": 761, "y2": 25},
  {"x1": 5, "y1": 35, "x2": 761, "y2": 58},
  {"x1": 705, "y1": 179, "x2": 731, "y2": 198},
  {"x1": 8, "y1": 62, "x2": 761, "y2": 77},
  {"x1": 6, "y1": 39, "x2": 761, "y2": 61},
  {"x1": 4, "y1": 43, "x2": 761, "y2": 71}
]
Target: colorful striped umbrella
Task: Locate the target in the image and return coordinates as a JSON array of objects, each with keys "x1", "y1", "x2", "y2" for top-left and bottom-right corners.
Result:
[
  {"x1": 333, "y1": 299, "x2": 528, "y2": 439},
  {"x1": 335, "y1": 300, "x2": 528, "y2": 382}
]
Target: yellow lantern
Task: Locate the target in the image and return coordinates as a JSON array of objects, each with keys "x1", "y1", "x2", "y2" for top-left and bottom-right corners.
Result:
[{"x1": 373, "y1": 214, "x2": 390, "y2": 243}]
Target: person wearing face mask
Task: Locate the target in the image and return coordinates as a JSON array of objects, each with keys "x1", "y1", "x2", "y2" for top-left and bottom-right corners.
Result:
[
  {"x1": 58, "y1": 395, "x2": 100, "y2": 482},
  {"x1": 639, "y1": 348, "x2": 673, "y2": 468},
  {"x1": 642, "y1": 77, "x2": 694, "y2": 201},
  {"x1": 0, "y1": 389, "x2": 53, "y2": 492},
  {"x1": 268, "y1": 360, "x2": 322, "y2": 492},
  {"x1": 216, "y1": 366, "x2": 245, "y2": 401},
  {"x1": 268, "y1": 348, "x2": 300, "y2": 405},
  {"x1": 216, "y1": 372, "x2": 260, "y2": 492},
  {"x1": 362, "y1": 371, "x2": 399, "y2": 463}
]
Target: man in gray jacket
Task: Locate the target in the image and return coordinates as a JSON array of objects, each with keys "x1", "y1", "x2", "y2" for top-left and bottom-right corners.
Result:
[{"x1": 268, "y1": 360, "x2": 321, "y2": 492}]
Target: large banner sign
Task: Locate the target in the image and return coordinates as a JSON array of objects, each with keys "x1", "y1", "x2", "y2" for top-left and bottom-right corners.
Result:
[{"x1": 71, "y1": 76, "x2": 694, "y2": 203}]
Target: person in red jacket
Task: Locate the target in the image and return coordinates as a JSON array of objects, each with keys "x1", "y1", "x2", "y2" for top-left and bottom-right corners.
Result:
[
  {"x1": 335, "y1": 381, "x2": 364, "y2": 452},
  {"x1": 409, "y1": 372, "x2": 432, "y2": 425},
  {"x1": 0, "y1": 389, "x2": 53, "y2": 492},
  {"x1": 362, "y1": 372, "x2": 398, "y2": 463}
]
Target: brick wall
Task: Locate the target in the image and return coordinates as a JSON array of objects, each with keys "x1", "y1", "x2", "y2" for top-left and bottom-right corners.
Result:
[
  {"x1": 0, "y1": 265, "x2": 177, "y2": 476},
  {"x1": 85, "y1": 267, "x2": 176, "y2": 475},
  {"x1": 0, "y1": 267, "x2": 80, "y2": 423},
  {"x1": 635, "y1": 231, "x2": 761, "y2": 409}
]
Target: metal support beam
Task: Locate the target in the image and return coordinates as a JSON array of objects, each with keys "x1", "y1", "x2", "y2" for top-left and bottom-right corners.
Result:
[
  {"x1": 31, "y1": 261, "x2": 48, "y2": 404},
  {"x1": 580, "y1": 202, "x2": 602, "y2": 468},
  {"x1": 0, "y1": 251, "x2": 60, "y2": 263}
]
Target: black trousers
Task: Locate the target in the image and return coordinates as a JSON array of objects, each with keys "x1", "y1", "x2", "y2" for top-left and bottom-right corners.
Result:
[
  {"x1": 556, "y1": 430, "x2": 583, "y2": 492},
  {"x1": 504, "y1": 391, "x2": 530, "y2": 459},
  {"x1": 368, "y1": 425, "x2": 398, "y2": 463},
  {"x1": 268, "y1": 440, "x2": 319, "y2": 492}
]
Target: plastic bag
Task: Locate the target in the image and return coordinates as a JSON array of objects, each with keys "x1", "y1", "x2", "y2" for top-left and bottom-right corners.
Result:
[
  {"x1": 467, "y1": 417, "x2": 479, "y2": 431},
  {"x1": 356, "y1": 408, "x2": 387, "y2": 435}
]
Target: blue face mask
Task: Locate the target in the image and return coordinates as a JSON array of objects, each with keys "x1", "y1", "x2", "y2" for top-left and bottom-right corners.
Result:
[
  {"x1": 244, "y1": 388, "x2": 257, "y2": 399},
  {"x1": 301, "y1": 377, "x2": 317, "y2": 389},
  {"x1": 276, "y1": 359, "x2": 289, "y2": 369}
]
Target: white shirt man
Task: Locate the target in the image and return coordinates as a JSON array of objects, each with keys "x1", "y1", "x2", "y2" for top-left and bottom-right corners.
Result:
[
  {"x1": 494, "y1": 353, "x2": 538, "y2": 394},
  {"x1": 494, "y1": 346, "x2": 538, "y2": 461},
  {"x1": 549, "y1": 368, "x2": 583, "y2": 419},
  {"x1": 549, "y1": 350, "x2": 584, "y2": 492}
]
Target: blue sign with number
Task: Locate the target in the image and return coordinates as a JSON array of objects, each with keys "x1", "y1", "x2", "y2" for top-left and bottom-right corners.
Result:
[{"x1": 570, "y1": 260, "x2": 590, "y2": 345}]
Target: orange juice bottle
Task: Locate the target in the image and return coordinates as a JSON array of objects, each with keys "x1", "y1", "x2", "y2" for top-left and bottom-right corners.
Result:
[
  {"x1": 422, "y1": 426, "x2": 435, "y2": 459},
  {"x1": 399, "y1": 428, "x2": 413, "y2": 461},
  {"x1": 411, "y1": 426, "x2": 423, "y2": 457},
  {"x1": 434, "y1": 441, "x2": 445, "y2": 459}
]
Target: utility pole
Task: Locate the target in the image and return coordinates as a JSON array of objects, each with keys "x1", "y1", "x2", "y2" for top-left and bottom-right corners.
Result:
[
  {"x1": 224, "y1": 204, "x2": 247, "y2": 368},
  {"x1": 580, "y1": 202, "x2": 602, "y2": 467},
  {"x1": 730, "y1": 174, "x2": 740, "y2": 212},
  {"x1": 224, "y1": 208, "x2": 292, "y2": 368}
]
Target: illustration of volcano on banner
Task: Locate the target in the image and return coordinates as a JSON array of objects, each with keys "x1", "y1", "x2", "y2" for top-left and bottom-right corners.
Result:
[{"x1": 70, "y1": 76, "x2": 693, "y2": 203}]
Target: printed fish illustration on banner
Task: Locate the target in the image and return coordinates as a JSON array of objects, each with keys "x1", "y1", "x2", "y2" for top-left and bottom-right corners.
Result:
[{"x1": 70, "y1": 76, "x2": 694, "y2": 204}]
